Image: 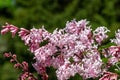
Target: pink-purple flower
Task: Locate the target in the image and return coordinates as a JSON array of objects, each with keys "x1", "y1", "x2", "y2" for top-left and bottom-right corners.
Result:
[
  {"x1": 111, "y1": 29, "x2": 120, "y2": 45},
  {"x1": 99, "y1": 72, "x2": 118, "y2": 80},
  {"x1": 1, "y1": 19, "x2": 120, "y2": 80},
  {"x1": 1, "y1": 23, "x2": 18, "y2": 37},
  {"x1": 93, "y1": 26, "x2": 110, "y2": 44}
]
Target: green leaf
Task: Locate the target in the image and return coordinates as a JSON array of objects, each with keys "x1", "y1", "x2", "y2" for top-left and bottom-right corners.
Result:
[{"x1": 102, "y1": 58, "x2": 108, "y2": 64}]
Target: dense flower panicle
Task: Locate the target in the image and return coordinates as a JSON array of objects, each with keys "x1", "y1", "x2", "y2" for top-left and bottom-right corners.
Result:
[
  {"x1": 51, "y1": 55, "x2": 65, "y2": 68},
  {"x1": 79, "y1": 50, "x2": 103, "y2": 79},
  {"x1": 19, "y1": 27, "x2": 50, "y2": 52},
  {"x1": 30, "y1": 28, "x2": 44, "y2": 43},
  {"x1": 93, "y1": 26, "x2": 110, "y2": 44},
  {"x1": 1, "y1": 23, "x2": 18, "y2": 37},
  {"x1": 111, "y1": 29, "x2": 120, "y2": 45},
  {"x1": 56, "y1": 60, "x2": 78, "y2": 80},
  {"x1": 1, "y1": 19, "x2": 120, "y2": 80},
  {"x1": 78, "y1": 27, "x2": 94, "y2": 49},
  {"x1": 28, "y1": 28, "x2": 44, "y2": 52},
  {"x1": 49, "y1": 28, "x2": 66, "y2": 48},
  {"x1": 65, "y1": 19, "x2": 88, "y2": 34},
  {"x1": 34, "y1": 43, "x2": 57, "y2": 63},
  {"x1": 49, "y1": 24, "x2": 94, "y2": 61}
]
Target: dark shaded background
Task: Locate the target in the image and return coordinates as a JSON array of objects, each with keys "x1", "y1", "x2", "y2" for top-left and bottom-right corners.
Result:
[{"x1": 0, "y1": 0, "x2": 120, "y2": 80}]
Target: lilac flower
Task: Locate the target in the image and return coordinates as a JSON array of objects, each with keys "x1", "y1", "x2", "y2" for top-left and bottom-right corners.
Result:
[
  {"x1": 1, "y1": 23, "x2": 18, "y2": 37},
  {"x1": 99, "y1": 72, "x2": 118, "y2": 80},
  {"x1": 93, "y1": 26, "x2": 110, "y2": 44},
  {"x1": 32, "y1": 62, "x2": 46, "y2": 74},
  {"x1": 77, "y1": 26, "x2": 94, "y2": 49},
  {"x1": 18, "y1": 28, "x2": 30, "y2": 45},
  {"x1": 111, "y1": 29, "x2": 120, "y2": 45},
  {"x1": 50, "y1": 28, "x2": 66, "y2": 48},
  {"x1": 34, "y1": 43, "x2": 57, "y2": 63},
  {"x1": 51, "y1": 55, "x2": 65, "y2": 68},
  {"x1": 56, "y1": 60, "x2": 78, "y2": 80},
  {"x1": 19, "y1": 27, "x2": 50, "y2": 52},
  {"x1": 1, "y1": 19, "x2": 120, "y2": 80},
  {"x1": 65, "y1": 19, "x2": 89, "y2": 34},
  {"x1": 108, "y1": 46, "x2": 120, "y2": 58},
  {"x1": 79, "y1": 50, "x2": 103, "y2": 79},
  {"x1": 104, "y1": 46, "x2": 120, "y2": 65}
]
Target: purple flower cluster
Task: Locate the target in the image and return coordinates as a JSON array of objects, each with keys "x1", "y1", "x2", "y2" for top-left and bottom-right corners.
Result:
[{"x1": 1, "y1": 19, "x2": 120, "y2": 80}]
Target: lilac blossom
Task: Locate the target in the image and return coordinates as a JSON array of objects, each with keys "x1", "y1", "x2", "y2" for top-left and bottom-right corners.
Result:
[
  {"x1": 56, "y1": 60, "x2": 78, "y2": 80},
  {"x1": 1, "y1": 23, "x2": 18, "y2": 37},
  {"x1": 103, "y1": 46, "x2": 120, "y2": 65},
  {"x1": 78, "y1": 50, "x2": 103, "y2": 79},
  {"x1": 111, "y1": 29, "x2": 120, "y2": 45},
  {"x1": 19, "y1": 27, "x2": 50, "y2": 52},
  {"x1": 93, "y1": 26, "x2": 110, "y2": 44},
  {"x1": 51, "y1": 55, "x2": 65, "y2": 68},
  {"x1": 1, "y1": 19, "x2": 120, "y2": 80},
  {"x1": 34, "y1": 43, "x2": 57, "y2": 63},
  {"x1": 65, "y1": 19, "x2": 88, "y2": 34},
  {"x1": 99, "y1": 72, "x2": 118, "y2": 80},
  {"x1": 18, "y1": 28, "x2": 30, "y2": 45}
]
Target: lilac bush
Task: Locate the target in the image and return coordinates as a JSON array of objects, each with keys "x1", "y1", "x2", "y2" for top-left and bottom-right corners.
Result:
[{"x1": 1, "y1": 19, "x2": 120, "y2": 80}]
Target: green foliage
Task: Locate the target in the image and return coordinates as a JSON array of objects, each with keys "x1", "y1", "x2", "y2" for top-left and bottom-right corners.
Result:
[
  {"x1": 0, "y1": 62, "x2": 19, "y2": 80},
  {"x1": 0, "y1": 0, "x2": 120, "y2": 79},
  {"x1": 0, "y1": 0, "x2": 15, "y2": 8}
]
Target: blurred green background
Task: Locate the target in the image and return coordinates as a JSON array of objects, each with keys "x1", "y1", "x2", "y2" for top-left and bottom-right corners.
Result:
[{"x1": 0, "y1": 0, "x2": 120, "y2": 80}]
